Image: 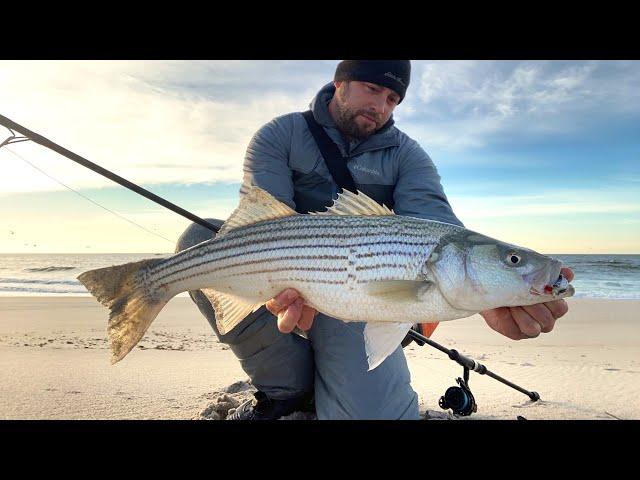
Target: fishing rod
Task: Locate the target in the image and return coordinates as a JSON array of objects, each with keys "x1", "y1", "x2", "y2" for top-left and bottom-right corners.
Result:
[
  {"x1": 0, "y1": 113, "x2": 220, "y2": 233},
  {"x1": 0, "y1": 113, "x2": 540, "y2": 417},
  {"x1": 407, "y1": 328, "x2": 539, "y2": 416}
]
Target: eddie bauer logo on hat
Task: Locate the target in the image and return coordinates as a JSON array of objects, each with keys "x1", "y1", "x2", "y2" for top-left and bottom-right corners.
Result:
[{"x1": 384, "y1": 71, "x2": 406, "y2": 87}]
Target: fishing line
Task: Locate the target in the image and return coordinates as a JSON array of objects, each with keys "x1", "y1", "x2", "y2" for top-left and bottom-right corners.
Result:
[{"x1": 1, "y1": 146, "x2": 176, "y2": 245}]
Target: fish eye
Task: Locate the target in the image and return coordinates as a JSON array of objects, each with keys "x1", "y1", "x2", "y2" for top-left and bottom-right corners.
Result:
[{"x1": 507, "y1": 253, "x2": 521, "y2": 265}]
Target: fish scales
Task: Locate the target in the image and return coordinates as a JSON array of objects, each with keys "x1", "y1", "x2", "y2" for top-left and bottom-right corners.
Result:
[
  {"x1": 133, "y1": 214, "x2": 460, "y2": 327},
  {"x1": 151, "y1": 216, "x2": 451, "y2": 283}
]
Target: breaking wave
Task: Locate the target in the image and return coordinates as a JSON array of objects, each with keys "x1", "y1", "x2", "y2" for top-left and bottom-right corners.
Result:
[
  {"x1": 0, "y1": 277, "x2": 79, "y2": 286},
  {"x1": 576, "y1": 262, "x2": 640, "y2": 271},
  {"x1": 0, "y1": 285, "x2": 87, "y2": 294},
  {"x1": 24, "y1": 266, "x2": 76, "y2": 272}
]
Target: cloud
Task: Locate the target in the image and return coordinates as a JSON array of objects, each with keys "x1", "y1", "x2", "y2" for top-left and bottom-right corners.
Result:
[
  {"x1": 1, "y1": 60, "x2": 639, "y2": 194},
  {"x1": 0, "y1": 60, "x2": 335, "y2": 194},
  {"x1": 396, "y1": 60, "x2": 640, "y2": 152}
]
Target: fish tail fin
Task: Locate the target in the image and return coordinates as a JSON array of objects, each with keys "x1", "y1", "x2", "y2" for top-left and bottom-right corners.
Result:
[{"x1": 77, "y1": 258, "x2": 168, "y2": 364}]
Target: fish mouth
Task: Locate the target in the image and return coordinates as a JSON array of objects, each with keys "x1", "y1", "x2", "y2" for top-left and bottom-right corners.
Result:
[
  {"x1": 523, "y1": 260, "x2": 573, "y2": 298},
  {"x1": 529, "y1": 273, "x2": 574, "y2": 298}
]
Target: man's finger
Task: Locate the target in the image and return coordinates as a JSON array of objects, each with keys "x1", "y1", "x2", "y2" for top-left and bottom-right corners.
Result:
[
  {"x1": 277, "y1": 297, "x2": 304, "y2": 334},
  {"x1": 496, "y1": 319, "x2": 528, "y2": 340},
  {"x1": 521, "y1": 303, "x2": 556, "y2": 333},
  {"x1": 543, "y1": 299, "x2": 569, "y2": 321},
  {"x1": 297, "y1": 306, "x2": 317, "y2": 331},
  {"x1": 481, "y1": 308, "x2": 526, "y2": 341},
  {"x1": 510, "y1": 306, "x2": 542, "y2": 338},
  {"x1": 266, "y1": 288, "x2": 301, "y2": 315}
]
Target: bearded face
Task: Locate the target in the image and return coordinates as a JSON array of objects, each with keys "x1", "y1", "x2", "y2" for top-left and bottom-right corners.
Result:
[{"x1": 332, "y1": 81, "x2": 397, "y2": 140}]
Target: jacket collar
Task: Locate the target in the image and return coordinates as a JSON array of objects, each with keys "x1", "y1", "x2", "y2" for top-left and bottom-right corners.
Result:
[{"x1": 309, "y1": 82, "x2": 400, "y2": 154}]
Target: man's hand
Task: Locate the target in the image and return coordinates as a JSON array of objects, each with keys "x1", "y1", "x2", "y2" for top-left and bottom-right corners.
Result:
[
  {"x1": 481, "y1": 267, "x2": 574, "y2": 340},
  {"x1": 265, "y1": 288, "x2": 318, "y2": 334}
]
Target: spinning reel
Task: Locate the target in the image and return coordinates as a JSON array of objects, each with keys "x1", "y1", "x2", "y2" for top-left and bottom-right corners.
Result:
[{"x1": 438, "y1": 366, "x2": 477, "y2": 416}]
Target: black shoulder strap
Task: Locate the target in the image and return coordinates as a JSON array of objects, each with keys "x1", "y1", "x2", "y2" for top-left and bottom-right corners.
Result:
[{"x1": 301, "y1": 110, "x2": 357, "y2": 194}]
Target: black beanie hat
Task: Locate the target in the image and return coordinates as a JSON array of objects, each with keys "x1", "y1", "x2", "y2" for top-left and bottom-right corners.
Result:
[{"x1": 334, "y1": 60, "x2": 411, "y2": 103}]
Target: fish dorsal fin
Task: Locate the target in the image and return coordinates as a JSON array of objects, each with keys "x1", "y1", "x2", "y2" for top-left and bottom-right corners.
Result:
[
  {"x1": 311, "y1": 189, "x2": 394, "y2": 216},
  {"x1": 218, "y1": 186, "x2": 297, "y2": 236}
]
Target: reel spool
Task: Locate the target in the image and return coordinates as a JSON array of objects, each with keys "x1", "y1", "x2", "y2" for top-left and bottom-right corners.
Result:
[{"x1": 439, "y1": 367, "x2": 477, "y2": 416}]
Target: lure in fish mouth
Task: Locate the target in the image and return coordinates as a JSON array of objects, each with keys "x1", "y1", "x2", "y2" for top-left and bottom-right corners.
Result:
[
  {"x1": 529, "y1": 272, "x2": 575, "y2": 298},
  {"x1": 521, "y1": 257, "x2": 571, "y2": 298}
]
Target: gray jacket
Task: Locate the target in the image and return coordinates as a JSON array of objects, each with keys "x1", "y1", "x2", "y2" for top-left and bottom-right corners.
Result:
[{"x1": 240, "y1": 82, "x2": 463, "y2": 227}]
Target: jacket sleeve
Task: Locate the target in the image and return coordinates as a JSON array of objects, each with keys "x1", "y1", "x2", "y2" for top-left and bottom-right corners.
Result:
[
  {"x1": 392, "y1": 140, "x2": 464, "y2": 227},
  {"x1": 240, "y1": 115, "x2": 296, "y2": 209}
]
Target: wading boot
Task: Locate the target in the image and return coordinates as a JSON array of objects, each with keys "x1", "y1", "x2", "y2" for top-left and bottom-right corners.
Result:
[{"x1": 226, "y1": 390, "x2": 315, "y2": 420}]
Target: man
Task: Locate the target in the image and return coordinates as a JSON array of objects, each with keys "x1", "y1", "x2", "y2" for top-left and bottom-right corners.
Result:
[{"x1": 176, "y1": 60, "x2": 574, "y2": 420}]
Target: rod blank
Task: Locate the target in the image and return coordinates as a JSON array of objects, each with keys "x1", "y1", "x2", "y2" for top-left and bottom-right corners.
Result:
[
  {"x1": 407, "y1": 329, "x2": 540, "y2": 401},
  {"x1": 0, "y1": 113, "x2": 221, "y2": 233}
]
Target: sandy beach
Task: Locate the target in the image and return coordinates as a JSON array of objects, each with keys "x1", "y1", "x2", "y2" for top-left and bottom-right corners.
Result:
[{"x1": 1, "y1": 296, "x2": 638, "y2": 420}]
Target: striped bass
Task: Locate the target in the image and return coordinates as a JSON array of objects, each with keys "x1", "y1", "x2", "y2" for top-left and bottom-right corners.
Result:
[{"x1": 78, "y1": 186, "x2": 574, "y2": 370}]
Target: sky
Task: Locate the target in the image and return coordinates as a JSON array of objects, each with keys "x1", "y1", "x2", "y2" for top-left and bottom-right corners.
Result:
[{"x1": 0, "y1": 60, "x2": 638, "y2": 254}]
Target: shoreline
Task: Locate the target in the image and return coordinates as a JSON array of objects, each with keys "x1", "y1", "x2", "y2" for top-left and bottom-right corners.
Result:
[{"x1": 1, "y1": 296, "x2": 639, "y2": 420}]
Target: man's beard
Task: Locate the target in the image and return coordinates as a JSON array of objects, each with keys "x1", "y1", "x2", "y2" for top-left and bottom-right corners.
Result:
[{"x1": 333, "y1": 101, "x2": 380, "y2": 141}]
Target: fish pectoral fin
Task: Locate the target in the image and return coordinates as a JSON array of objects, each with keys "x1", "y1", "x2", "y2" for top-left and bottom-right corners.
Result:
[
  {"x1": 363, "y1": 280, "x2": 433, "y2": 302},
  {"x1": 202, "y1": 288, "x2": 263, "y2": 335},
  {"x1": 364, "y1": 322, "x2": 414, "y2": 371},
  {"x1": 217, "y1": 186, "x2": 297, "y2": 236}
]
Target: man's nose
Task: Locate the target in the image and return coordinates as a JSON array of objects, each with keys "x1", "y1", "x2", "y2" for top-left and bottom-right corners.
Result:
[{"x1": 370, "y1": 96, "x2": 387, "y2": 115}]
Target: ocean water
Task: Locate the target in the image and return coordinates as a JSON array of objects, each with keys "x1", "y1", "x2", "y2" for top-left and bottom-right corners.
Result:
[
  {"x1": 0, "y1": 253, "x2": 172, "y2": 296},
  {"x1": 0, "y1": 253, "x2": 638, "y2": 300}
]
